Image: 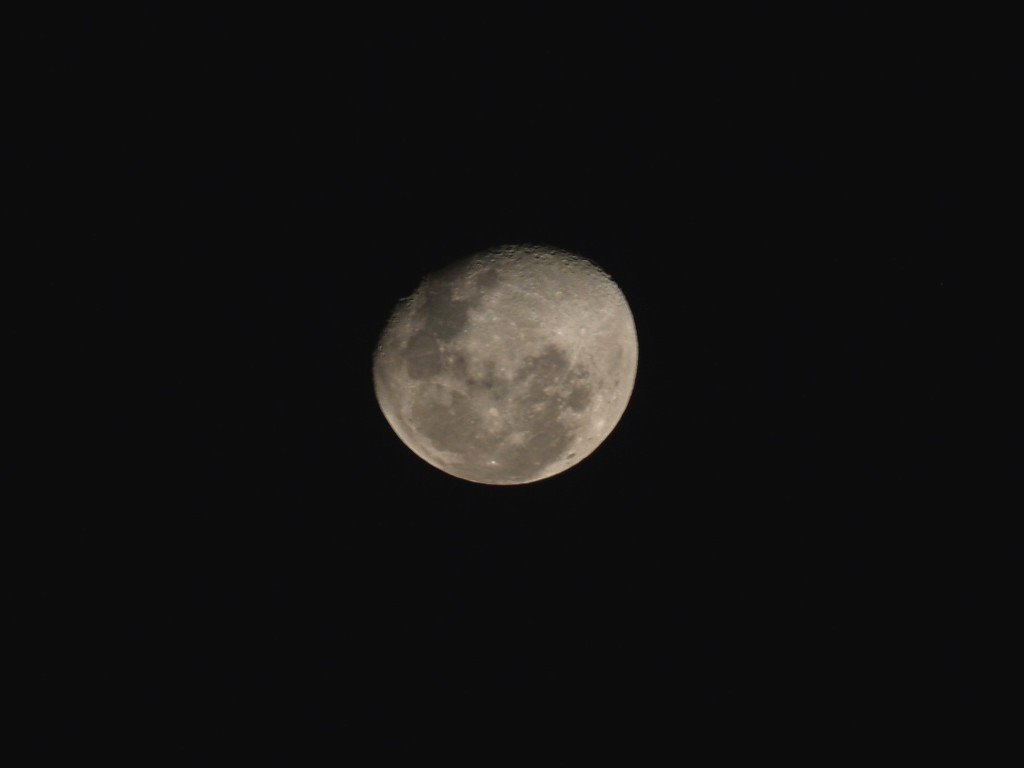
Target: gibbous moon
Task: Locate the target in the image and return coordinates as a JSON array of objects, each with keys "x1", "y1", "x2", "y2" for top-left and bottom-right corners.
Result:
[{"x1": 373, "y1": 245, "x2": 638, "y2": 484}]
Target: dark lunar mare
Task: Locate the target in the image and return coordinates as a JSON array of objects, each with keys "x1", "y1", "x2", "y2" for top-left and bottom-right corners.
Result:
[{"x1": 402, "y1": 280, "x2": 478, "y2": 380}]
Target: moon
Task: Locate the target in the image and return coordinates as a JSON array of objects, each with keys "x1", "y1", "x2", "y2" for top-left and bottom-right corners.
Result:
[{"x1": 373, "y1": 245, "x2": 638, "y2": 484}]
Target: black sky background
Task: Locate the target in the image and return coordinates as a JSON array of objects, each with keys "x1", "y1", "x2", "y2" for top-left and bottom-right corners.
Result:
[{"x1": 10, "y1": 6, "x2": 1023, "y2": 761}]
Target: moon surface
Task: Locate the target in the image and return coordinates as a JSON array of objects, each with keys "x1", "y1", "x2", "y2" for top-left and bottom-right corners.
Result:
[{"x1": 373, "y1": 245, "x2": 638, "y2": 484}]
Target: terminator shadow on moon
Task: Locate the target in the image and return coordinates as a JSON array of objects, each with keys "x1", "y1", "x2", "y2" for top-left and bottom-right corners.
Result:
[{"x1": 373, "y1": 244, "x2": 639, "y2": 484}]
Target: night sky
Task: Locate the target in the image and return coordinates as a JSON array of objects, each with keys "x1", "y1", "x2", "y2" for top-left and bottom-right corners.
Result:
[{"x1": 13, "y1": 7, "x2": 1021, "y2": 761}]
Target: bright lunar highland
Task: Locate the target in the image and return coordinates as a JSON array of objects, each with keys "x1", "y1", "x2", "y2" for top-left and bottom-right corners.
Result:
[{"x1": 373, "y1": 245, "x2": 638, "y2": 484}]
